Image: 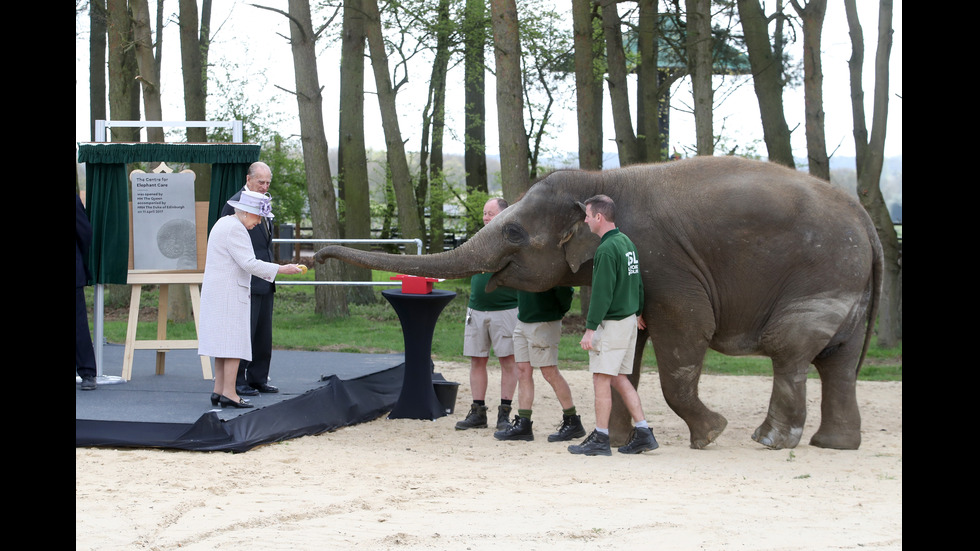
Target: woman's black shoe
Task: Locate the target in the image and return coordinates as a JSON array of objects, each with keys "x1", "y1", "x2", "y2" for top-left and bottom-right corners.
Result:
[
  {"x1": 219, "y1": 395, "x2": 254, "y2": 409},
  {"x1": 210, "y1": 393, "x2": 221, "y2": 406}
]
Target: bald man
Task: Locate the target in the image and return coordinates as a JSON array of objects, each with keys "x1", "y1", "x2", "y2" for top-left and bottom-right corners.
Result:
[{"x1": 455, "y1": 198, "x2": 520, "y2": 432}]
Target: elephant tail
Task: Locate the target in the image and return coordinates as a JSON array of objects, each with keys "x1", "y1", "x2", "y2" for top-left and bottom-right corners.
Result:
[{"x1": 856, "y1": 223, "x2": 884, "y2": 376}]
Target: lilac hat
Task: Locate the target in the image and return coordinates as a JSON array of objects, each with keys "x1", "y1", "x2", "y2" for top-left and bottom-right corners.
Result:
[{"x1": 227, "y1": 190, "x2": 274, "y2": 219}]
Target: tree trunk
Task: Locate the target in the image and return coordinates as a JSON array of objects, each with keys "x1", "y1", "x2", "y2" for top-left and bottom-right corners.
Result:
[
  {"x1": 636, "y1": 0, "x2": 661, "y2": 163},
  {"x1": 286, "y1": 0, "x2": 348, "y2": 318},
  {"x1": 463, "y1": 0, "x2": 489, "y2": 236},
  {"x1": 844, "y1": 0, "x2": 899, "y2": 346},
  {"x1": 572, "y1": 0, "x2": 603, "y2": 171},
  {"x1": 338, "y1": 0, "x2": 375, "y2": 305},
  {"x1": 105, "y1": 0, "x2": 139, "y2": 310},
  {"x1": 169, "y1": 0, "x2": 213, "y2": 323},
  {"x1": 131, "y1": 0, "x2": 164, "y2": 144},
  {"x1": 107, "y1": 0, "x2": 140, "y2": 142},
  {"x1": 178, "y1": 0, "x2": 212, "y2": 200},
  {"x1": 600, "y1": 0, "x2": 640, "y2": 167},
  {"x1": 363, "y1": 0, "x2": 423, "y2": 241},
  {"x1": 425, "y1": 0, "x2": 452, "y2": 254},
  {"x1": 89, "y1": 0, "x2": 107, "y2": 142},
  {"x1": 490, "y1": 0, "x2": 530, "y2": 202},
  {"x1": 572, "y1": 0, "x2": 603, "y2": 317},
  {"x1": 687, "y1": 0, "x2": 714, "y2": 156},
  {"x1": 736, "y1": 0, "x2": 795, "y2": 168},
  {"x1": 792, "y1": 0, "x2": 830, "y2": 180},
  {"x1": 462, "y1": 3, "x2": 488, "y2": 195}
]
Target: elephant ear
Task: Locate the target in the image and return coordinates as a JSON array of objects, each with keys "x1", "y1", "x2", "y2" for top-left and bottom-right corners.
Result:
[{"x1": 560, "y1": 219, "x2": 598, "y2": 273}]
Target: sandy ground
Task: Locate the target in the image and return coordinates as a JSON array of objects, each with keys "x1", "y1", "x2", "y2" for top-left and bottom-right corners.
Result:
[{"x1": 75, "y1": 361, "x2": 902, "y2": 550}]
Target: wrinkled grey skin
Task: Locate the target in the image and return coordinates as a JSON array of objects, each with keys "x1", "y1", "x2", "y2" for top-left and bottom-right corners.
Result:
[{"x1": 316, "y1": 156, "x2": 882, "y2": 450}]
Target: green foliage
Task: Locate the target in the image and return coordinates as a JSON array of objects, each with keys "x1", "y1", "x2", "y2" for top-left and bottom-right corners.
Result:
[
  {"x1": 261, "y1": 134, "x2": 308, "y2": 225},
  {"x1": 455, "y1": 187, "x2": 490, "y2": 235},
  {"x1": 516, "y1": 0, "x2": 576, "y2": 170},
  {"x1": 205, "y1": 59, "x2": 289, "y2": 145},
  {"x1": 199, "y1": 56, "x2": 310, "y2": 227}
]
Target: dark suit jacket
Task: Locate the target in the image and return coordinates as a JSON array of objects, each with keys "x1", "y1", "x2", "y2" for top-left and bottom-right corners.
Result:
[
  {"x1": 76, "y1": 194, "x2": 92, "y2": 288},
  {"x1": 221, "y1": 188, "x2": 276, "y2": 295}
]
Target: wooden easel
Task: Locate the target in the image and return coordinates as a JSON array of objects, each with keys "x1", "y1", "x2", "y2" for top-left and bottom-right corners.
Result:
[
  {"x1": 121, "y1": 271, "x2": 212, "y2": 381},
  {"x1": 121, "y1": 162, "x2": 212, "y2": 381}
]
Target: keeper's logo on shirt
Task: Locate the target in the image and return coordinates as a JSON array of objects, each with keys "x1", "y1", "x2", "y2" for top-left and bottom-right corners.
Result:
[{"x1": 625, "y1": 251, "x2": 639, "y2": 275}]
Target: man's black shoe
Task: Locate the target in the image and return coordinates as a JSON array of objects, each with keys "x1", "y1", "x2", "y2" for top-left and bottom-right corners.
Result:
[
  {"x1": 496, "y1": 404, "x2": 513, "y2": 431},
  {"x1": 617, "y1": 427, "x2": 659, "y2": 454},
  {"x1": 80, "y1": 376, "x2": 97, "y2": 391},
  {"x1": 547, "y1": 414, "x2": 586, "y2": 442},
  {"x1": 250, "y1": 383, "x2": 280, "y2": 393},
  {"x1": 236, "y1": 385, "x2": 259, "y2": 396},
  {"x1": 567, "y1": 429, "x2": 612, "y2": 456},
  {"x1": 494, "y1": 416, "x2": 534, "y2": 441}
]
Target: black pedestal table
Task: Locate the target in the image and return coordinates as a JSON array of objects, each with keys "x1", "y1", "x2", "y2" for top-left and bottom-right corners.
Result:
[{"x1": 382, "y1": 289, "x2": 457, "y2": 420}]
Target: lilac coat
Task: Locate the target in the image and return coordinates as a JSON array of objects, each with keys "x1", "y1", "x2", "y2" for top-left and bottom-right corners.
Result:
[{"x1": 198, "y1": 215, "x2": 280, "y2": 360}]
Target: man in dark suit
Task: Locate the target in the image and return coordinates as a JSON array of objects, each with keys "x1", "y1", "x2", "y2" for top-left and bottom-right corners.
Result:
[
  {"x1": 76, "y1": 194, "x2": 98, "y2": 390},
  {"x1": 220, "y1": 162, "x2": 280, "y2": 396}
]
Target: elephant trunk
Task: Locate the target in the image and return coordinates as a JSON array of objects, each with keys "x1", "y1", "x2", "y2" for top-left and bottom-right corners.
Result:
[{"x1": 314, "y1": 239, "x2": 504, "y2": 281}]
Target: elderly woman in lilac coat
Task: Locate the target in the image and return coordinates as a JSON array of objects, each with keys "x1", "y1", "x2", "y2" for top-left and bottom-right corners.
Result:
[{"x1": 199, "y1": 190, "x2": 303, "y2": 408}]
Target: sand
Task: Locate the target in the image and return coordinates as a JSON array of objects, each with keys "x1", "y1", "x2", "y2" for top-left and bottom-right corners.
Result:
[{"x1": 75, "y1": 361, "x2": 902, "y2": 550}]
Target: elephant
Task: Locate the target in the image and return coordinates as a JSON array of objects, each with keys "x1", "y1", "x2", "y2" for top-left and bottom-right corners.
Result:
[{"x1": 315, "y1": 156, "x2": 882, "y2": 450}]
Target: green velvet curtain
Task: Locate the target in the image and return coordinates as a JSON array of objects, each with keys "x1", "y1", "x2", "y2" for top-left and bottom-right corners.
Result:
[
  {"x1": 208, "y1": 163, "x2": 248, "y2": 232},
  {"x1": 76, "y1": 143, "x2": 261, "y2": 284}
]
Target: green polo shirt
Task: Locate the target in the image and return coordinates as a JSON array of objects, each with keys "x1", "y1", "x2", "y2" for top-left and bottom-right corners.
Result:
[
  {"x1": 468, "y1": 272, "x2": 518, "y2": 311},
  {"x1": 586, "y1": 228, "x2": 643, "y2": 330},
  {"x1": 517, "y1": 287, "x2": 573, "y2": 323}
]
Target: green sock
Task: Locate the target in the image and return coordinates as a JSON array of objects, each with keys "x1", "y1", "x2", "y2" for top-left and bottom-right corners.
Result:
[
  {"x1": 563, "y1": 407, "x2": 577, "y2": 417},
  {"x1": 518, "y1": 409, "x2": 532, "y2": 419}
]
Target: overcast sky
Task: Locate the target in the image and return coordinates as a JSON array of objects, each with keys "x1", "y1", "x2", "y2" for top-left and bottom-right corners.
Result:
[{"x1": 75, "y1": 1, "x2": 902, "y2": 162}]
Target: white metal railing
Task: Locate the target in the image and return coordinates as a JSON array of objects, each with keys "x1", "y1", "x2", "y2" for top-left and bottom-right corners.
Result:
[{"x1": 273, "y1": 238, "x2": 425, "y2": 286}]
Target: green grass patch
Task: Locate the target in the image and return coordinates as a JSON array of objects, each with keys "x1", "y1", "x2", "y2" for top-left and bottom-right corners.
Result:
[{"x1": 87, "y1": 271, "x2": 901, "y2": 382}]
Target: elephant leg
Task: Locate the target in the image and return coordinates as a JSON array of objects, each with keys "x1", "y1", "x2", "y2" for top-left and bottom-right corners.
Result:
[
  {"x1": 754, "y1": 300, "x2": 866, "y2": 450},
  {"x1": 608, "y1": 330, "x2": 647, "y2": 447},
  {"x1": 809, "y1": 337, "x2": 863, "y2": 450},
  {"x1": 751, "y1": 357, "x2": 809, "y2": 449},
  {"x1": 654, "y1": 340, "x2": 728, "y2": 450}
]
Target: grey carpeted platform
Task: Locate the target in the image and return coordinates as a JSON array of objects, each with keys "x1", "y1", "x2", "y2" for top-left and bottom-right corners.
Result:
[{"x1": 75, "y1": 344, "x2": 416, "y2": 452}]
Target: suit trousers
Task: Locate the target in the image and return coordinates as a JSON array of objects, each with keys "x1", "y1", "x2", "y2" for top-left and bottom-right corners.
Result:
[
  {"x1": 237, "y1": 292, "x2": 274, "y2": 387},
  {"x1": 76, "y1": 287, "x2": 97, "y2": 379}
]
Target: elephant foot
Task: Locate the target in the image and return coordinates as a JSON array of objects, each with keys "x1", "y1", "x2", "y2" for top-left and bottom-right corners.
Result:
[
  {"x1": 809, "y1": 428, "x2": 861, "y2": 450},
  {"x1": 608, "y1": 412, "x2": 635, "y2": 447},
  {"x1": 751, "y1": 420, "x2": 803, "y2": 449},
  {"x1": 688, "y1": 412, "x2": 728, "y2": 450}
]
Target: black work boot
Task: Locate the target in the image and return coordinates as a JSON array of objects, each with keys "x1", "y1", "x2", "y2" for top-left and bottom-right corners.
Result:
[
  {"x1": 567, "y1": 429, "x2": 612, "y2": 456},
  {"x1": 455, "y1": 403, "x2": 489, "y2": 430},
  {"x1": 496, "y1": 404, "x2": 513, "y2": 431},
  {"x1": 494, "y1": 415, "x2": 534, "y2": 441},
  {"x1": 547, "y1": 414, "x2": 587, "y2": 442},
  {"x1": 617, "y1": 427, "x2": 660, "y2": 454}
]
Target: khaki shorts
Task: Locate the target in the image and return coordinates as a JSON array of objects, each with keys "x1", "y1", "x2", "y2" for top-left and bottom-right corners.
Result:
[
  {"x1": 513, "y1": 319, "x2": 562, "y2": 367},
  {"x1": 463, "y1": 307, "x2": 518, "y2": 358},
  {"x1": 588, "y1": 315, "x2": 638, "y2": 376}
]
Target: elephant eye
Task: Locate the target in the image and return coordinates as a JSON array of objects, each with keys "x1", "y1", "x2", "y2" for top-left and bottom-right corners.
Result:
[{"x1": 501, "y1": 222, "x2": 528, "y2": 245}]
